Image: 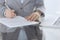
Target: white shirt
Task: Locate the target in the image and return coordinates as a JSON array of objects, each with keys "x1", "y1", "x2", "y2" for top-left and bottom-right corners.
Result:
[{"x1": 21, "y1": 0, "x2": 24, "y2": 4}]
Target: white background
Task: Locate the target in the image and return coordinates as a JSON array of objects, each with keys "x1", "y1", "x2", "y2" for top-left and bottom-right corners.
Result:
[
  {"x1": 42, "y1": 0, "x2": 60, "y2": 40},
  {"x1": 44, "y1": 0, "x2": 60, "y2": 14}
]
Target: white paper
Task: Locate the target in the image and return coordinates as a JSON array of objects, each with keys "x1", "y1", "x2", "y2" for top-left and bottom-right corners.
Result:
[{"x1": 0, "y1": 16, "x2": 38, "y2": 28}]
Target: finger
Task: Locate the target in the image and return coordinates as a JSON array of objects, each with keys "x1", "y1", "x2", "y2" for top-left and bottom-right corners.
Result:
[
  {"x1": 12, "y1": 13, "x2": 16, "y2": 17},
  {"x1": 14, "y1": 14, "x2": 16, "y2": 16},
  {"x1": 30, "y1": 14, "x2": 37, "y2": 21},
  {"x1": 33, "y1": 16, "x2": 39, "y2": 21},
  {"x1": 27, "y1": 14, "x2": 34, "y2": 21},
  {"x1": 13, "y1": 14, "x2": 16, "y2": 18}
]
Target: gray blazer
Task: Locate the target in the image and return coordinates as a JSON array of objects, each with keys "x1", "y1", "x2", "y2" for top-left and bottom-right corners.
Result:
[
  {"x1": 0, "y1": 0, "x2": 45, "y2": 40},
  {"x1": 0, "y1": 0, "x2": 45, "y2": 17}
]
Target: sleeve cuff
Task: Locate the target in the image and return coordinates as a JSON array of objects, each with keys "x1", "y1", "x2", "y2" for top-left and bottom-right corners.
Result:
[{"x1": 33, "y1": 6, "x2": 45, "y2": 17}]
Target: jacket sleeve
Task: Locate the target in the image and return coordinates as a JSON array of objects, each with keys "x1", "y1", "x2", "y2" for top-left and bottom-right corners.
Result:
[
  {"x1": 34, "y1": 0, "x2": 45, "y2": 17},
  {"x1": 0, "y1": 0, "x2": 6, "y2": 17}
]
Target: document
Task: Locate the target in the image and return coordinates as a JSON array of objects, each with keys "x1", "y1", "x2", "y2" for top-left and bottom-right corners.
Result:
[{"x1": 0, "y1": 16, "x2": 39, "y2": 28}]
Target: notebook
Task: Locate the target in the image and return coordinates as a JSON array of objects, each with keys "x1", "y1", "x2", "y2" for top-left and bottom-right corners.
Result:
[{"x1": 0, "y1": 16, "x2": 39, "y2": 28}]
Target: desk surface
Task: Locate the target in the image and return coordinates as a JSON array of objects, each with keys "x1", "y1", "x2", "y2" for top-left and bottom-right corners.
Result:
[
  {"x1": 40, "y1": 13, "x2": 60, "y2": 28},
  {"x1": 40, "y1": 13, "x2": 60, "y2": 40}
]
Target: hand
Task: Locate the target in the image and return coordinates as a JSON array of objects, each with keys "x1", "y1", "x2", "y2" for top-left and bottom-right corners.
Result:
[
  {"x1": 4, "y1": 9, "x2": 16, "y2": 18},
  {"x1": 25, "y1": 12, "x2": 41, "y2": 21}
]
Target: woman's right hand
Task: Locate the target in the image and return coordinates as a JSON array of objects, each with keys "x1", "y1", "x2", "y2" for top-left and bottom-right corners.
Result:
[{"x1": 4, "y1": 9, "x2": 16, "y2": 18}]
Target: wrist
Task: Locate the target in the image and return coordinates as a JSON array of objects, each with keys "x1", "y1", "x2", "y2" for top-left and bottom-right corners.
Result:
[{"x1": 34, "y1": 10, "x2": 42, "y2": 15}]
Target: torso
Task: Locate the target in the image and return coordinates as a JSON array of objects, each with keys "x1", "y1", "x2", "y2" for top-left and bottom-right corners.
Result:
[{"x1": 6, "y1": 0, "x2": 36, "y2": 17}]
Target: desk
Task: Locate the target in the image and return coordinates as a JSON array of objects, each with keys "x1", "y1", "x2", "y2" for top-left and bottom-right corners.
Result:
[{"x1": 40, "y1": 13, "x2": 60, "y2": 40}]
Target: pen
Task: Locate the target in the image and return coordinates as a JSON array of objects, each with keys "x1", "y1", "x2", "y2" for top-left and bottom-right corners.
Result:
[
  {"x1": 4, "y1": 0, "x2": 16, "y2": 17},
  {"x1": 4, "y1": 0, "x2": 11, "y2": 16},
  {"x1": 5, "y1": 0, "x2": 11, "y2": 10}
]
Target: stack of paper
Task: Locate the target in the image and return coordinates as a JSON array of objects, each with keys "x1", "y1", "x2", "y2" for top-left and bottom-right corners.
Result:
[{"x1": 0, "y1": 16, "x2": 38, "y2": 28}]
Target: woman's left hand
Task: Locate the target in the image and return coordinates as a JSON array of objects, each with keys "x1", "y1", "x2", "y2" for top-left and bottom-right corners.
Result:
[{"x1": 25, "y1": 12, "x2": 41, "y2": 21}]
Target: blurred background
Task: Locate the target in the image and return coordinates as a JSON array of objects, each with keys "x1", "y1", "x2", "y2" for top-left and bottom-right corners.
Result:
[
  {"x1": 42, "y1": 0, "x2": 60, "y2": 40},
  {"x1": 44, "y1": 0, "x2": 60, "y2": 14}
]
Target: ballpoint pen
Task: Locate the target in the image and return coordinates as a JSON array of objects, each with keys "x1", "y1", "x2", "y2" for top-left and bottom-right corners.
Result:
[
  {"x1": 5, "y1": 0, "x2": 11, "y2": 10},
  {"x1": 4, "y1": 0, "x2": 11, "y2": 16},
  {"x1": 4, "y1": 0, "x2": 16, "y2": 17}
]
